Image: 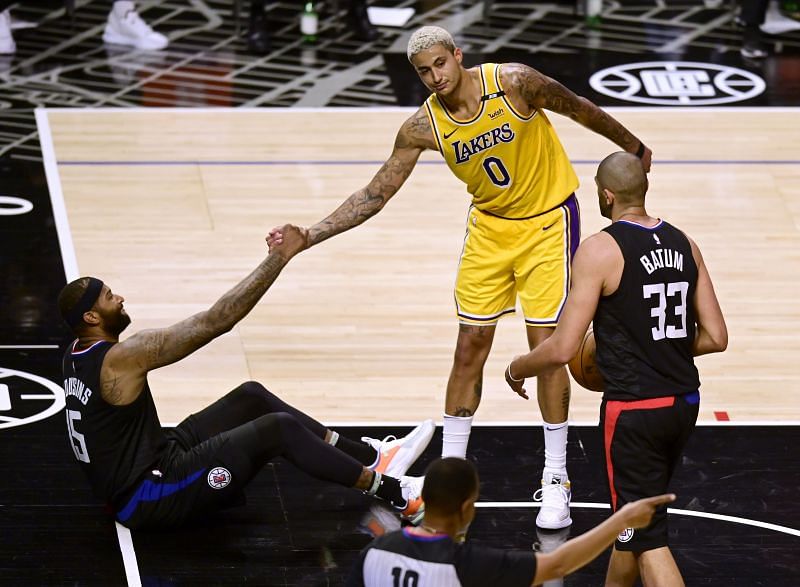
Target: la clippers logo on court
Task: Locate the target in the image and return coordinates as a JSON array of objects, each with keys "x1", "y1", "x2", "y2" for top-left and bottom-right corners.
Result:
[
  {"x1": 0, "y1": 195, "x2": 34, "y2": 216},
  {"x1": 618, "y1": 527, "x2": 635, "y2": 543},
  {"x1": 589, "y1": 62, "x2": 765, "y2": 105},
  {"x1": 0, "y1": 367, "x2": 65, "y2": 429},
  {"x1": 208, "y1": 467, "x2": 231, "y2": 489}
]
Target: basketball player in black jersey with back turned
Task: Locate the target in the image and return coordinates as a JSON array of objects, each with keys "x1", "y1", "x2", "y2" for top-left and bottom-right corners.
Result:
[
  {"x1": 57, "y1": 224, "x2": 435, "y2": 529},
  {"x1": 505, "y1": 152, "x2": 728, "y2": 586}
]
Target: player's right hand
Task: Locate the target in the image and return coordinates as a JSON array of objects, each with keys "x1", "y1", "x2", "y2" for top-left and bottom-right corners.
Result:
[
  {"x1": 618, "y1": 493, "x2": 676, "y2": 529},
  {"x1": 269, "y1": 224, "x2": 308, "y2": 260},
  {"x1": 266, "y1": 226, "x2": 285, "y2": 250}
]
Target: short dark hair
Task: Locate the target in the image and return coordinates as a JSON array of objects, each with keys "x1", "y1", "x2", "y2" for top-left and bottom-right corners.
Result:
[
  {"x1": 58, "y1": 277, "x2": 94, "y2": 332},
  {"x1": 422, "y1": 458, "x2": 480, "y2": 515}
]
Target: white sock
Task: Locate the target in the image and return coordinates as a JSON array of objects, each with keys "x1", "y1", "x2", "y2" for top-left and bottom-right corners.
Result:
[
  {"x1": 365, "y1": 471, "x2": 381, "y2": 495},
  {"x1": 442, "y1": 414, "x2": 473, "y2": 458},
  {"x1": 327, "y1": 430, "x2": 339, "y2": 446},
  {"x1": 543, "y1": 420, "x2": 568, "y2": 476}
]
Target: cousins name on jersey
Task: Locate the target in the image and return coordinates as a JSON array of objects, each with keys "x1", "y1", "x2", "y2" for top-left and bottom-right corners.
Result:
[
  {"x1": 640, "y1": 248, "x2": 684, "y2": 275},
  {"x1": 452, "y1": 122, "x2": 515, "y2": 164},
  {"x1": 64, "y1": 377, "x2": 93, "y2": 405}
]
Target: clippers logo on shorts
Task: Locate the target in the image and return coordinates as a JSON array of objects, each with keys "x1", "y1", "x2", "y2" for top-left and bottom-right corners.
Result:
[
  {"x1": 589, "y1": 62, "x2": 766, "y2": 106},
  {"x1": 207, "y1": 467, "x2": 232, "y2": 489},
  {"x1": 618, "y1": 527, "x2": 635, "y2": 543}
]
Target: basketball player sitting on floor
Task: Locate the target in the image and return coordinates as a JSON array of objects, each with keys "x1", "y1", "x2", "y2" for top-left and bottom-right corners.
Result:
[{"x1": 58, "y1": 224, "x2": 433, "y2": 529}]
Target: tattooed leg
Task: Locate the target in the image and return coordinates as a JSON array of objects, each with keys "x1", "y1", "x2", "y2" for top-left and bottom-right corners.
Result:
[
  {"x1": 526, "y1": 325, "x2": 571, "y2": 423},
  {"x1": 444, "y1": 324, "x2": 496, "y2": 416}
]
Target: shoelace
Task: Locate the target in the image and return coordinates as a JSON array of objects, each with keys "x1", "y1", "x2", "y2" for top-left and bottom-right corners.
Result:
[
  {"x1": 533, "y1": 482, "x2": 571, "y2": 505},
  {"x1": 362, "y1": 434, "x2": 397, "y2": 449},
  {"x1": 400, "y1": 477, "x2": 423, "y2": 500}
]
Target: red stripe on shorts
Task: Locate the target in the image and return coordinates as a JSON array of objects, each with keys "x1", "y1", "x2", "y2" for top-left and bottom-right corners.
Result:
[{"x1": 604, "y1": 396, "x2": 676, "y2": 510}]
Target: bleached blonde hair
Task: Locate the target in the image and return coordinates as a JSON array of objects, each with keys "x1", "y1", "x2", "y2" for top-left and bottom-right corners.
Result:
[{"x1": 406, "y1": 26, "x2": 456, "y2": 62}]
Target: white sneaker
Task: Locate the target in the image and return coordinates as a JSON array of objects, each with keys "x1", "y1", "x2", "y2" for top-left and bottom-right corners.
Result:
[
  {"x1": 399, "y1": 475, "x2": 425, "y2": 525},
  {"x1": 534, "y1": 472, "x2": 572, "y2": 530},
  {"x1": 362, "y1": 419, "x2": 435, "y2": 478},
  {"x1": 0, "y1": 10, "x2": 16, "y2": 55},
  {"x1": 103, "y1": 1, "x2": 168, "y2": 50}
]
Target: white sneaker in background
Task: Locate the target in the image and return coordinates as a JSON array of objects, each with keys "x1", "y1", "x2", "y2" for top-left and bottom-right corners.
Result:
[
  {"x1": 0, "y1": 9, "x2": 16, "y2": 55},
  {"x1": 103, "y1": 1, "x2": 168, "y2": 50}
]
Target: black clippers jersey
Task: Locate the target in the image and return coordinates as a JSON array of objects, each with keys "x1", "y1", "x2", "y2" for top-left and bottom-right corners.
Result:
[
  {"x1": 62, "y1": 340, "x2": 167, "y2": 506},
  {"x1": 594, "y1": 220, "x2": 700, "y2": 400}
]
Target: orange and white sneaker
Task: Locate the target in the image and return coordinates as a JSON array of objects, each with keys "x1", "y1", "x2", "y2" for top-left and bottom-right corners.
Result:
[
  {"x1": 362, "y1": 419, "x2": 435, "y2": 478},
  {"x1": 399, "y1": 475, "x2": 425, "y2": 526}
]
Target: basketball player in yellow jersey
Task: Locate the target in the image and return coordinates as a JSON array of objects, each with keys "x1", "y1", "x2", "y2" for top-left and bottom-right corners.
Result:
[{"x1": 268, "y1": 26, "x2": 652, "y2": 530}]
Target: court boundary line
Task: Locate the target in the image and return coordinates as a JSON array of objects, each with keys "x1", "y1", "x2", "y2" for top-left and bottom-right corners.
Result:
[
  {"x1": 36, "y1": 107, "x2": 79, "y2": 281},
  {"x1": 43, "y1": 106, "x2": 800, "y2": 114},
  {"x1": 115, "y1": 522, "x2": 142, "y2": 587},
  {"x1": 0, "y1": 345, "x2": 60, "y2": 349},
  {"x1": 476, "y1": 502, "x2": 800, "y2": 538},
  {"x1": 161, "y1": 420, "x2": 800, "y2": 427},
  {"x1": 55, "y1": 159, "x2": 800, "y2": 166},
  {"x1": 40, "y1": 107, "x2": 139, "y2": 585}
]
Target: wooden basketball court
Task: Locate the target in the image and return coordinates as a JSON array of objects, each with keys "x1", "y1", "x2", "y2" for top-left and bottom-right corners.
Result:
[{"x1": 42, "y1": 106, "x2": 800, "y2": 424}]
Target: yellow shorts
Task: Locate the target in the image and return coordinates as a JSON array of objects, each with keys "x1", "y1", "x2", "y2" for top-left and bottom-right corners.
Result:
[{"x1": 454, "y1": 194, "x2": 580, "y2": 326}]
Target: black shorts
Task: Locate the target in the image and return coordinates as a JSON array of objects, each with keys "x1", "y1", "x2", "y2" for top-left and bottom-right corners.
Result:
[
  {"x1": 115, "y1": 395, "x2": 284, "y2": 529},
  {"x1": 600, "y1": 390, "x2": 699, "y2": 552}
]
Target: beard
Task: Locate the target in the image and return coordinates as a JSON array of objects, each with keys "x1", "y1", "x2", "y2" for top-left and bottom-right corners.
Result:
[{"x1": 105, "y1": 309, "x2": 131, "y2": 336}]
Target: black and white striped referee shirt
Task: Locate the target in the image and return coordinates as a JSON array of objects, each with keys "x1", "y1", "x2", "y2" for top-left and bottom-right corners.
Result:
[{"x1": 347, "y1": 527, "x2": 537, "y2": 587}]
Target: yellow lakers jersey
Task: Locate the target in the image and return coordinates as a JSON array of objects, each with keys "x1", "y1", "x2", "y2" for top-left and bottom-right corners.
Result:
[{"x1": 423, "y1": 63, "x2": 579, "y2": 218}]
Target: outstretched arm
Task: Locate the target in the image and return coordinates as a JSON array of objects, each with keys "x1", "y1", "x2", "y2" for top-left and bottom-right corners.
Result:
[
  {"x1": 269, "y1": 107, "x2": 435, "y2": 249},
  {"x1": 100, "y1": 225, "x2": 308, "y2": 405},
  {"x1": 533, "y1": 494, "x2": 676, "y2": 584},
  {"x1": 502, "y1": 63, "x2": 652, "y2": 171}
]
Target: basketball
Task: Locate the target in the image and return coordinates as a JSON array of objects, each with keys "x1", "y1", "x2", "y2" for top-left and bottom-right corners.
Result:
[{"x1": 568, "y1": 327, "x2": 605, "y2": 392}]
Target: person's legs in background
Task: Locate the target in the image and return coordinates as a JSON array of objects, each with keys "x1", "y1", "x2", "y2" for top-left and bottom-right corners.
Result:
[
  {"x1": 246, "y1": 0, "x2": 270, "y2": 55},
  {"x1": 103, "y1": 1, "x2": 169, "y2": 50},
  {"x1": 0, "y1": 1, "x2": 16, "y2": 54},
  {"x1": 739, "y1": 0, "x2": 770, "y2": 58}
]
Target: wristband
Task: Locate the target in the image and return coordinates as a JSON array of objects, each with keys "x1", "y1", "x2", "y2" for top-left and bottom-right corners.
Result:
[
  {"x1": 506, "y1": 364, "x2": 524, "y2": 383},
  {"x1": 636, "y1": 141, "x2": 646, "y2": 159}
]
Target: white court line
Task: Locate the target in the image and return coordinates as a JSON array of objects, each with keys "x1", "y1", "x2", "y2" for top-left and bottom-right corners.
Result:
[
  {"x1": 39, "y1": 107, "x2": 144, "y2": 582},
  {"x1": 229, "y1": 420, "x2": 800, "y2": 428},
  {"x1": 476, "y1": 502, "x2": 800, "y2": 538},
  {"x1": 42, "y1": 106, "x2": 800, "y2": 114},
  {"x1": 115, "y1": 522, "x2": 142, "y2": 587},
  {"x1": 477, "y1": 501, "x2": 610, "y2": 509},
  {"x1": 0, "y1": 345, "x2": 60, "y2": 349},
  {"x1": 36, "y1": 108, "x2": 79, "y2": 281}
]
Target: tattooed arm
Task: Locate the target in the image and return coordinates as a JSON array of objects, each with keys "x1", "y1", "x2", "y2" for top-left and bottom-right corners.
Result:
[
  {"x1": 99, "y1": 225, "x2": 308, "y2": 405},
  {"x1": 501, "y1": 63, "x2": 652, "y2": 171},
  {"x1": 267, "y1": 108, "x2": 436, "y2": 250}
]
